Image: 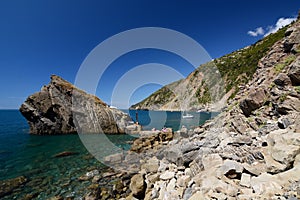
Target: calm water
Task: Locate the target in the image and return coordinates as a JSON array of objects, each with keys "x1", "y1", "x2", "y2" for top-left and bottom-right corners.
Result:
[
  {"x1": 0, "y1": 109, "x2": 213, "y2": 199},
  {"x1": 127, "y1": 109, "x2": 214, "y2": 131}
]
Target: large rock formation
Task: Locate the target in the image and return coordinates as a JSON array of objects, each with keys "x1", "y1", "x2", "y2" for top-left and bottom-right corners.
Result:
[{"x1": 20, "y1": 75, "x2": 131, "y2": 135}]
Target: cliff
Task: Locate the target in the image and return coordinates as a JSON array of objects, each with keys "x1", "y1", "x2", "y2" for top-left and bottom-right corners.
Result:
[
  {"x1": 131, "y1": 23, "x2": 290, "y2": 111},
  {"x1": 19, "y1": 75, "x2": 131, "y2": 135}
]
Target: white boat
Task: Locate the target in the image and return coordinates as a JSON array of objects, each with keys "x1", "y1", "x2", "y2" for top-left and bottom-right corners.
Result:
[{"x1": 182, "y1": 113, "x2": 194, "y2": 119}]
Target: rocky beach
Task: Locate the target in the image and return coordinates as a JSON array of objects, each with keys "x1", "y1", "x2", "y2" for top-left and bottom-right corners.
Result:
[
  {"x1": 1, "y1": 9, "x2": 300, "y2": 200},
  {"x1": 83, "y1": 15, "x2": 300, "y2": 200}
]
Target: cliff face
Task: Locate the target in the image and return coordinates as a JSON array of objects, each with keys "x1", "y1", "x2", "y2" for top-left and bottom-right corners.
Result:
[
  {"x1": 20, "y1": 75, "x2": 131, "y2": 135},
  {"x1": 131, "y1": 24, "x2": 290, "y2": 111}
]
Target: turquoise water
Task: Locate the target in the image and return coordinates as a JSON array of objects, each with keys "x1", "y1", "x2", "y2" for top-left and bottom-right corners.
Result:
[
  {"x1": 0, "y1": 109, "x2": 213, "y2": 199},
  {"x1": 127, "y1": 109, "x2": 214, "y2": 131}
]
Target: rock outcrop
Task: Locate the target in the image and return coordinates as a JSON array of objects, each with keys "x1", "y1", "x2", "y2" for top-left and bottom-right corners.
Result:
[{"x1": 20, "y1": 75, "x2": 131, "y2": 134}]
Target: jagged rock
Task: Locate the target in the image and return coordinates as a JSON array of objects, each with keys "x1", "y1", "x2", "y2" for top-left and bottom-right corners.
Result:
[
  {"x1": 274, "y1": 73, "x2": 292, "y2": 86},
  {"x1": 159, "y1": 171, "x2": 175, "y2": 181},
  {"x1": 239, "y1": 88, "x2": 268, "y2": 117},
  {"x1": 177, "y1": 175, "x2": 191, "y2": 188},
  {"x1": 142, "y1": 157, "x2": 159, "y2": 173},
  {"x1": 240, "y1": 173, "x2": 251, "y2": 188},
  {"x1": 278, "y1": 117, "x2": 291, "y2": 129},
  {"x1": 181, "y1": 141, "x2": 201, "y2": 154},
  {"x1": 288, "y1": 58, "x2": 300, "y2": 86},
  {"x1": 268, "y1": 130, "x2": 300, "y2": 167},
  {"x1": 251, "y1": 173, "x2": 283, "y2": 195},
  {"x1": 202, "y1": 153, "x2": 223, "y2": 171},
  {"x1": 129, "y1": 173, "x2": 146, "y2": 199},
  {"x1": 20, "y1": 75, "x2": 131, "y2": 134},
  {"x1": 221, "y1": 160, "x2": 243, "y2": 179},
  {"x1": 163, "y1": 144, "x2": 183, "y2": 166},
  {"x1": 188, "y1": 191, "x2": 206, "y2": 200}
]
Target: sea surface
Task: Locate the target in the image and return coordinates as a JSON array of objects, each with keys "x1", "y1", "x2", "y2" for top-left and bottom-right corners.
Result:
[{"x1": 0, "y1": 109, "x2": 213, "y2": 199}]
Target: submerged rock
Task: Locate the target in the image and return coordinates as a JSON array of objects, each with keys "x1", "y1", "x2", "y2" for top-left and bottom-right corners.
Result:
[
  {"x1": 53, "y1": 151, "x2": 78, "y2": 158},
  {"x1": 20, "y1": 75, "x2": 131, "y2": 134},
  {"x1": 0, "y1": 176, "x2": 27, "y2": 198}
]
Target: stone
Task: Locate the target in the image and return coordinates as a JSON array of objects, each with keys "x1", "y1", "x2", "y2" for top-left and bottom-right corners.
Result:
[
  {"x1": 163, "y1": 144, "x2": 183, "y2": 166},
  {"x1": 239, "y1": 87, "x2": 268, "y2": 117},
  {"x1": 262, "y1": 148, "x2": 287, "y2": 174},
  {"x1": 19, "y1": 75, "x2": 131, "y2": 134},
  {"x1": 274, "y1": 73, "x2": 292, "y2": 86},
  {"x1": 176, "y1": 175, "x2": 191, "y2": 188},
  {"x1": 267, "y1": 130, "x2": 300, "y2": 166},
  {"x1": 129, "y1": 173, "x2": 146, "y2": 199},
  {"x1": 220, "y1": 160, "x2": 243, "y2": 179},
  {"x1": 288, "y1": 58, "x2": 300, "y2": 86},
  {"x1": 53, "y1": 151, "x2": 78, "y2": 158},
  {"x1": 92, "y1": 175, "x2": 101, "y2": 183},
  {"x1": 166, "y1": 178, "x2": 176, "y2": 192},
  {"x1": 0, "y1": 176, "x2": 27, "y2": 198},
  {"x1": 240, "y1": 173, "x2": 251, "y2": 188},
  {"x1": 188, "y1": 191, "x2": 206, "y2": 200},
  {"x1": 230, "y1": 136, "x2": 252, "y2": 145},
  {"x1": 278, "y1": 117, "x2": 291, "y2": 129},
  {"x1": 181, "y1": 141, "x2": 201, "y2": 154},
  {"x1": 159, "y1": 171, "x2": 175, "y2": 181},
  {"x1": 103, "y1": 153, "x2": 124, "y2": 164},
  {"x1": 251, "y1": 173, "x2": 283, "y2": 195},
  {"x1": 202, "y1": 153, "x2": 223, "y2": 171},
  {"x1": 86, "y1": 170, "x2": 99, "y2": 178},
  {"x1": 145, "y1": 174, "x2": 159, "y2": 186},
  {"x1": 142, "y1": 156, "x2": 159, "y2": 173},
  {"x1": 158, "y1": 160, "x2": 168, "y2": 172}
]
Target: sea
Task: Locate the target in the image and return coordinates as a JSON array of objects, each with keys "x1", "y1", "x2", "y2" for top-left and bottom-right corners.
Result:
[{"x1": 0, "y1": 109, "x2": 213, "y2": 199}]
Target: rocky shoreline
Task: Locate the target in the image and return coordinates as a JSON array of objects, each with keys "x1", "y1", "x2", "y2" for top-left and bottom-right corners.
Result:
[
  {"x1": 84, "y1": 16, "x2": 300, "y2": 200},
  {"x1": 3, "y1": 11, "x2": 300, "y2": 200}
]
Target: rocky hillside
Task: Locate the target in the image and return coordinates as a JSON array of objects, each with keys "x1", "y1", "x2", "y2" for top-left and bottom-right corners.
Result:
[
  {"x1": 120, "y1": 16, "x2": 300, "y2": 200},
  {"x1": 131, "y1": 23, "x2": 290, "y2": 111},
  {"x1": 20, "y1": 75, "x2": 131, "y2": 135}
]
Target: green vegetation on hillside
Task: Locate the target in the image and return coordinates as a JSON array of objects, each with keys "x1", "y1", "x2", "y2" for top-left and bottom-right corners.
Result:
[
  {"x1": 131, "y1": 85, "x2": 176, "y2": 108},
  {"x1": 274, "y1": 54, "x2": 296, "y2": 73},
  {"x1": 195, "y1": 80, "x2": 212, "y2": 104},
  {"x1": 131, "y1": 24, "x2": 291, "y2": 109},
  {"x1": 215, "y1": 26, "x2": 288, "y2": 95}
]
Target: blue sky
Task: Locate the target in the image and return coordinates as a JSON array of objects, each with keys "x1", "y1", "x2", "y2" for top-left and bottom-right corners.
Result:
[{"x1": 0, "y1": 0, "x2": 299, "y2": 109}]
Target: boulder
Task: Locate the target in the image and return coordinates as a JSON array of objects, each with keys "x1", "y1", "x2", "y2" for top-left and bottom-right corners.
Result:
[
  {"x1": 202, "y1": 153, "x2": 223, "y2": 171},
  {"x1": 288, "y1": 58, "x2": 300, "y2": 86},
  {"x1": 240, "y1": 173, "x2": 251, "y2": 188},
  {"x1": 19, "y1": 75, "x2": 131, "y2": 134},
  {"x1": 142, "y1": 157, "x2": 159, "y2": 173},
  {"x1": 268, "y1": 130, "x2": 300, "y2": 166},
  {"x1": 159, "y1": 171, "x2": 175, "y2": 181},
  {"x1": 129, "y1": 173, "x2": 146, "y2": 199},
  {"x1": 250, "y1": 173, "x2": 283, "y2": 195},
  {"x1": 239, "y1": 88, "x2": 268, "y2": 117},
  {"x1": 273, "y1": 73, "x2": 292, "y2": 86},
  {"x1": 220, "y1": 160, "x2": 243, "y2": 179}
]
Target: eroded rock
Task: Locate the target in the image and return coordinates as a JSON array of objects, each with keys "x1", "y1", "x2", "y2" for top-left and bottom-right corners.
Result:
[{"x1": 20, "y1": 75, "x2": 131, "y2": 134}]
